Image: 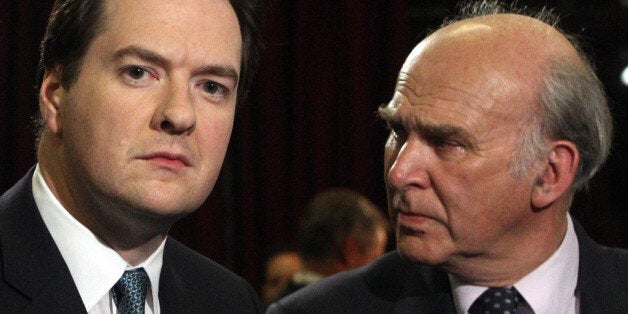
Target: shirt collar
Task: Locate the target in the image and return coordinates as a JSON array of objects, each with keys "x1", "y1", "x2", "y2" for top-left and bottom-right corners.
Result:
[
  {"x1": 449, "y1": 214, "x2": 579, "y2": 314},
  {"x1": 514, "y1": 215, "x2": 579, "y2": 313},
  {"x1": 123, "y1": 242, "x2": 165, "y2": 314},
  {"x1": 32, "y1": 164, "x2": 165, "y2": 312}
]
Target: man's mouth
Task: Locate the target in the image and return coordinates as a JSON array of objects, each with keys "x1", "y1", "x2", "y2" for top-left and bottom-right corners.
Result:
[{"x1": 139, "y1": 152, "x2": 191, "y2": 168}]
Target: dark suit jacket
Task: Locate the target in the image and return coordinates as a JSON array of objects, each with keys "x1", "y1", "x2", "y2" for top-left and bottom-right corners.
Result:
[
  {"x1": 268, "y1": 220, "x2": 627, "y2": 313},
  {"x1": 276, "y1": 280, "x2": 309, "y2": 302},
  {"x1": 0, "y1": 169, "x2": 261, "y2": 313}
]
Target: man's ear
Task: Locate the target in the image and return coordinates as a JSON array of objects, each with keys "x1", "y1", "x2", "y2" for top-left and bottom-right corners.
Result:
[
  {"x1": 39, "y1": 66, "x2": 66, "y2": 134},
  {"x1": 531, "y1": 141, "x2": 579, "y2": 209}
]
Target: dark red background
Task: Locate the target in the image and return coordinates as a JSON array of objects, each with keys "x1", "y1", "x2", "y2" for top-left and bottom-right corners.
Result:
[{"x1": 1, "y1": 0, "x2": 626, "y2": 293}]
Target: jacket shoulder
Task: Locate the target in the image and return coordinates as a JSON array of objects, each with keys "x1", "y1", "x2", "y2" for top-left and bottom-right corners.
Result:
[{"x1": 0, "y1": 169, "x2": 86, "y2": 313}]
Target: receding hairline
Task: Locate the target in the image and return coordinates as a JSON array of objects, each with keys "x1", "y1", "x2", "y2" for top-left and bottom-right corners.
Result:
[{"x1": 431, "y1": 13, "x2": 582, "y2": 64}]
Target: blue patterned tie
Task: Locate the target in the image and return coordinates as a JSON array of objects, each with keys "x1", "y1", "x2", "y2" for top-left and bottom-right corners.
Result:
[
  {"x1": 112, "y1": 268, "x2": 149, "y2": 314},
  {"x1": 469, "y1": 286, "x2": 527, "y2": 314}
]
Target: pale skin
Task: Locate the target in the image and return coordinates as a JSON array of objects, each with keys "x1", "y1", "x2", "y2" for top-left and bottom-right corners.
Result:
[
  {"x1": 381, "y1": 14, "x2": 582, "y2": 286},
  {"x1": 37, "y1": 0, "x2": 242, "y2": 265}
]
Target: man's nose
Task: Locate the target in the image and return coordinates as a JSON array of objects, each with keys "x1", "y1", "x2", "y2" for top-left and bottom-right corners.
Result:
[
  {"x1": 387, "y1": 139, "x2": 431, "y2": 190},
  {"x1": 151, "y1": 80, "x2": 196, "y2": 135}
]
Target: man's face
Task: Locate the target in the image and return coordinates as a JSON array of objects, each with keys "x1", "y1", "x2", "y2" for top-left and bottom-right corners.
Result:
[
  {"x1": 381, "y1": 27, "x2": 542, "y2": 269},
  {"x1": 262, "y1": 252, "x2": 302, "y2": 304},
  {"x1": 50, "y1": 0, "x2": 241, "y2": 220}
]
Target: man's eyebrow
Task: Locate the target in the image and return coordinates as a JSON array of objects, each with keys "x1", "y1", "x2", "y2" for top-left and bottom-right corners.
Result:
[
  {"x1": 192, "y1": 65, "x2": 239, "y2": 86},
  {"x1": 113, "y1": 45, "x2": 239, "y2": 85},
  {"x1": 421, "y1": 123, "x2": 467, "y2": 139},
  {"x1": 113, "y1": 45, "x2": 170, "y2": 68},
  {"x1": 378, "y1": 100, "x2": 474, "y2": 141},
  {"x1": 413, "y1": 117, "x2": 477, "y2": 148},
  {"x1": 377, "y1": 102, "x2": 397, "y2": 122}
]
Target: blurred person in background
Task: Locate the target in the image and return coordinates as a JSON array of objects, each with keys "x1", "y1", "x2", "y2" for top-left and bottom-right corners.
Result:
[
  {"x1": 261, "y1": 249, "x2": 302, "y2": 308},
  {"x1": 274, "y1": 188, "x2": 389, "y2": 302}
]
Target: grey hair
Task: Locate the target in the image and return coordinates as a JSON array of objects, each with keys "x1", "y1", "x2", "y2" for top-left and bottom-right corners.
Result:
[
  {"x1": 452, "y1": 1, "x2": 613, "y2": 192},
  {"x1": 532, "y1": 58, "x2": 611, "y2": 191},
  {"x1": 445, "y1": 0, "x2": 561, "y2": 29}
]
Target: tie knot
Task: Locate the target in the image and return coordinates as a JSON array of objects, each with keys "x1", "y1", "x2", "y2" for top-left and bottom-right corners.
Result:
[
  {"x1": 469, "y1": 286, "x2": 524, "y2": 314},
  {"x1": 112, "y1": 268, "x2": 149, "y2": 314}
]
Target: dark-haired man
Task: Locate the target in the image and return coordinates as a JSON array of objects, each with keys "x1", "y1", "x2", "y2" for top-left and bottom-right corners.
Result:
[
  {"x1": 268, "y1": 1, "x2": 627, "y2": 313},
  {"x1": 0, "y1": 0, "x2": 262, "y2": 312}
]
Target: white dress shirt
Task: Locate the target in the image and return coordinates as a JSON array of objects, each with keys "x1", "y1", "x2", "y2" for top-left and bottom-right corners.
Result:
[
  {"x1": 32, "y1": 164, "x2": 165, "y2": 313},
  {"x1": 450, "y1": 215, "x2": 579, "y2": 314}
]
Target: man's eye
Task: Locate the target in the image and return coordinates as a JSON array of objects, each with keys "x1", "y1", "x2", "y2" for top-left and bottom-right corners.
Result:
[
  {"x1": 392, "y1": 129, "x2": 404, "y2": 139},
  {"x1": 121, "y1": 66, "x2": 151, "y2": 80},
  {"x1": 388, "y1": 124, "x2": 406, "y2": 140},
  {"x1": 202, "y1": 81, "x2": 228, "y2": 95},
  {"x1": 119, "y1": 66, "x2": 158, "y2": 87},
  {"x1": 431, "y1": 138, "x2": 467, "y2": 158},
  {"x1": 432, "y1": 137, "x2": 460, "y2": 148}
]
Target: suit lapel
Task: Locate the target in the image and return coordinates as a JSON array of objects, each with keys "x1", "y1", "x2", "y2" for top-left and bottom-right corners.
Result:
[
  {"x1": 573, "y1": 219, "x2": 622, "y2": 313},
  {"x1": 575, "y1": 220, "x2": 599, "y2": 311},
  {"x1": 399, "y1": 256, "x2": 455, "y2": 314},
  {"x1": 0, "y1": 168, "x2": 85, "y2": 312},
  {"x1": 158, "y1": 239, "x2": 193, "y2": 311},
  {"x1": 399, "y1": 266, "x2": 456, "y2": 313},
  {"x1": 385, "y1": 253, "x2": 457, "y2": 313}
]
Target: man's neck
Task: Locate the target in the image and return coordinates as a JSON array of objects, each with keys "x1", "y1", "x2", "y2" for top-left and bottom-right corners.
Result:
[{"x1": 444, "y1": 209, "x2": 568, "y2": 286}]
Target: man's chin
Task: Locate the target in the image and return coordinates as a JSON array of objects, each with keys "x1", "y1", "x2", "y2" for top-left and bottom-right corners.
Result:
[
  {"x1": 134, "y1": 202, "x2": 198, "y2": 220},
  {"x1": 124, "y1": 185, "x2": 208, "y2": 216},
  {"x1": 120, "y1": 195, "x2": 201, "y2": 223},
  {"x1": 396, "y1": 235, "x2": 451, "y2": 266}
]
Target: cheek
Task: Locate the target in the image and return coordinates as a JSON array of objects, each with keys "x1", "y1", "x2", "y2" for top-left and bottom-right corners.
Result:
[
  {"x1": 62, "y1": 103, "x2": 108, "y2": 160},
  {"x1": 446, "y1": 150, "x2": 513, "y2": 193},
  {"x1": 444, "y1": 169, "x2": 532, "y2": 235},
  {"x1": 65, "y1": 86, "x2": 139, "y2": 140},
  {"x1": 196, "y1": 110, "x2": 235, "y2": 155},
  {"x1": 435, "y1": 159, "x2": 514, "y2": 224}
]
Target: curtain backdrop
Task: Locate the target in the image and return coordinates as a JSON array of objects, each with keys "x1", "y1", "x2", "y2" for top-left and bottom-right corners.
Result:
[{"x1": 1, "y1": 0, "x2": 625, "y2": 293}]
